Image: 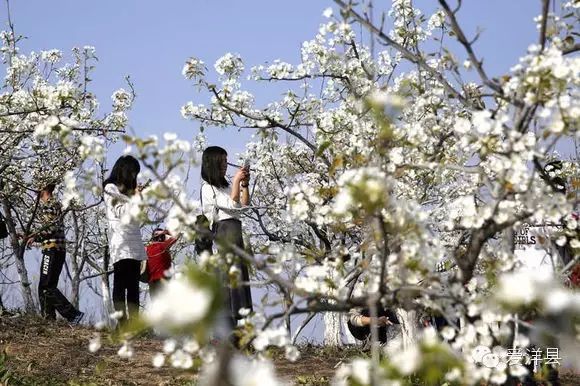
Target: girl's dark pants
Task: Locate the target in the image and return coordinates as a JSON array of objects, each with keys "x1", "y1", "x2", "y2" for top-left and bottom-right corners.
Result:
[
  {"x1": 113, "y1": 259, "x2": 140, "y2": 324},
  {"x1": 214, "y1": 218, "x2": 253, "y2": 328}
]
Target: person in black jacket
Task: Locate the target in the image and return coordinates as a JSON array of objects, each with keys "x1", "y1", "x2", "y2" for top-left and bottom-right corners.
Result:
[
  {"x1": 27, "y1": 183, "x2": 84, "y2": 324},
  {"x1": 347, "y1": 307, "x2": 400, "y2": 344}
]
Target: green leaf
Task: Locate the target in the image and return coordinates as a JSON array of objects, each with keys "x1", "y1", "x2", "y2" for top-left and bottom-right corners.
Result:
[{"x1": 316, "y1": 141, "x2": 331, "y2": 157}]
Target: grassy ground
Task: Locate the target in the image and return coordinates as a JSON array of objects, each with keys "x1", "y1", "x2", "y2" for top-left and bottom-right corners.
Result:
[{"x1": 0, "y1": 315, "x2": 578, "y2": 385}]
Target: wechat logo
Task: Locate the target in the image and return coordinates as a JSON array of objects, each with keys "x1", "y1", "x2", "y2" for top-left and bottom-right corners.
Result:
[{"x1": 472, "y1": 345, "x2": 501, "y2": 368}]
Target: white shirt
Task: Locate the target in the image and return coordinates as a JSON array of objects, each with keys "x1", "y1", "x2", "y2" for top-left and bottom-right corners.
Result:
[
  {"x1": 201, "y1": 182, "x2": 243, "y2": 227},
  {"x1": 104, "y1": 183, "x2": 147, "y2": 264}
]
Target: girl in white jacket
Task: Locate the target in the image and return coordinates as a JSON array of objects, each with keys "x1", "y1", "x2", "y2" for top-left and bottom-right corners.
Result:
[
  {"x1": 201, "y1": 146, "x2": 253, "y2": 332},
  {"x1": 103, "y1": 155, "x2": 147, "y2": 325}
]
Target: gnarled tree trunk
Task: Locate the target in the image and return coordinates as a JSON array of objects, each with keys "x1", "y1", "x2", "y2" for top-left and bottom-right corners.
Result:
[{"x1": 1, "y1": 198, "x2": 36, "y2": 314}]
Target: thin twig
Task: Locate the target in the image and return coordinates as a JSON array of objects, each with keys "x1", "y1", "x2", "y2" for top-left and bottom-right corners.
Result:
[
  {"x1": 334, "y1": 0, "x2": 475, "y2": 109},
  {"x1": 438, "y1": 0, "x2": 503, "y2": 95}
]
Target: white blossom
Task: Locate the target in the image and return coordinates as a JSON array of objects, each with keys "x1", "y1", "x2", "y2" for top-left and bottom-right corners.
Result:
[
  {"x1": 215, "y1": 53, "x2": 244, "y2": 77},
  {"x1": 199, "y1": 355, "x2": 283, "y2": 386},
  {"x1": 182, "y1": 57, "x2": 205, "y2": 79},
  {"x1": 145, "y1": 277, "x2": 212, "y2": 331},
  {"x1": 163, "y1": 339, "x2": 177, "y2": 354},
  {"x1": 284, "y1": 345, "x2": 300, "y2": 362},
  {"x1": 40, "y1": 49, "x2": 62, "y2": 63},
  {"x1": 252, "y1": 326, "x2": 289, "y2": 351},
  {"x1": 170, "y1": 350, "x2": 193, "y2": 369},
  {"x1": 111, "y1": 88, "x2": 132, "y2": 111},
  {"x1": 117, "y1": 341, "x2": 134, "y2": 359},
  {"x1": 88, "y1": 336, "x2": 101, "y2": 353},
  {"x1": 323, "y1": 7, "x2": 333, "y2": 18},
  {"x1": 152, "y1": 353, "x2": 165, "y2": 368}
]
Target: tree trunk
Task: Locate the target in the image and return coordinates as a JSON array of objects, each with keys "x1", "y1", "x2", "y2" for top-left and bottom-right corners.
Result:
[
  {"x1": 12, "y1": 248, "x2": 36, "y2": 313},
  {"x1": 69, "y1": 211, "x2": 82, "y2": 308},
  {"x1": 323, "y1": 310, "x2": 343, "y2": 346},
  {"x1": 283, "y1": 293, "x2": 292, "y2": 337},
  {"x1": 395, "y1": 308, "x2": 419, "y2": 349},
  {"x1": 342, "y1": 313, "x2": 356, "y2": 344},
  {"x1": 323, "y1": 266, "x2": 343, "y2": 346},
  {"x1": 503, "y1": 227, "x2": 515, "y2": 255},
  {"x1": 100, "y1": 246, "x2": 114, "y2": 327},
  {"x1": 1, "y1": 198, "x2": 36, "y2": 314},
  {"x1": 70, "y1": 262, "x2": 81, "y2": 308},
  {"x1": 100, "y1": 274, "x2": 114, "y2": 325}
]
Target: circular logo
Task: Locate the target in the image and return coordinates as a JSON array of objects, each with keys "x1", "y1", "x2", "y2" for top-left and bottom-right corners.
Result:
[
  {"x1": 482, "y1": 353, "x2": 501, "y2": 368},
  {"x1": 472, "y1": 345, "x2": 491, "y2": 363}
]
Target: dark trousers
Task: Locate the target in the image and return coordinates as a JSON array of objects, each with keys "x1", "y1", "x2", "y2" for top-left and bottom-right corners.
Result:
[
  {"x1": 113, "y1": 259, "x2": 141, "y2": 324},
  {"x1": 38, "y1": 249, "x2": 80, "y2": 321},
  {"x1": 149, "y1": 279, "x2": 163, "y2": 300},
  {"x1": 214, "y1": 219, "x2": 253, "y2": 322}
]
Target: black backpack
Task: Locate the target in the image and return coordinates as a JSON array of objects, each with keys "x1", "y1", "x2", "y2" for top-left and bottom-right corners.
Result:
[
  {"x1": 194, "y1": 214, "x2": 214, "y2": 254},
  {"x1": 0, "y1": 213, "x2": 7, "y2": 239}
]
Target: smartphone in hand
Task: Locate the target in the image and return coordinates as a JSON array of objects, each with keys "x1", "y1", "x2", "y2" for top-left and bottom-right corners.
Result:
[{"x1": 137, "y1": 179, "x2": 152, "y2": 193}]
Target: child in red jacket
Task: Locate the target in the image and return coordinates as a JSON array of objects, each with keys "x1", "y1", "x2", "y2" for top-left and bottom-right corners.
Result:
[{"x1": 146, "y1": 228, "x2": 178, "y2": 298}]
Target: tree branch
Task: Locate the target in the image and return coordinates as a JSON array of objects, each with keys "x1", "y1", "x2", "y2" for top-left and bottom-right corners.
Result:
[
  {"x1": 538, "y1": 0, "x2": 550, "y2": 53},
  {"x1": 334, "y1": 0, "x2": 475, "y2": 109},
  {"x1": 438, "y1": 0, "x2": 503, "y2": 95}
]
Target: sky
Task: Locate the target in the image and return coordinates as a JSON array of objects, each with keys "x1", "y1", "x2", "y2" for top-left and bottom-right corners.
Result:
[
  {"x1": 1, "y1": 0, "x2": 543, "y2": 339},
  {"x1": 5, "y1": 0, "x2": 540, "y2": 160}
]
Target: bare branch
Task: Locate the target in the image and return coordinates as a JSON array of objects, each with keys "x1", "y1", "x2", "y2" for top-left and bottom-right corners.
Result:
[
  {"x1": 207, "y1": 85, "x2": 324, "y2": 161},
  {"x1": 539, "y1": 0, "x2": 551, "y2": 52},
  {"x1": 438, "y1": 0, "x2": 503, "y2": 95},
  {"x1": 290, "y1": 313, "x2": 315, "y2": 345}
]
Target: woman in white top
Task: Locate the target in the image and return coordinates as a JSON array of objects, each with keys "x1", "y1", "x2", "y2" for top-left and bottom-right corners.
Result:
[
  {"x1": 201, "y1": 146, "x2": 253, "y2": 328},
  {"x1": 103, "y1": 155, "x2": 147, "y2": 325}
]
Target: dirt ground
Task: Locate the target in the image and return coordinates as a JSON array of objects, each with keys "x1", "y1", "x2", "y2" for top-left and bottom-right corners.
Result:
[
  {"x1": 0, "y1": 315, "x2": 578, "y2": 385},
  {"x1": 0, "y1": 316, "x2": 192, "y2": 385},
  {"x1": 0, "y1": 315, "x2": 347, "y2": 385}
]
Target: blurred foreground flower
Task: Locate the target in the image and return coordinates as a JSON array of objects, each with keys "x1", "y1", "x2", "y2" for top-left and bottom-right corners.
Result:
[
  {"x1": 144, "y1": 275, "x2": 213, "y2": 332},
  {"x1": 199, "y1": 354, "x2": 285, "y2": 386}
]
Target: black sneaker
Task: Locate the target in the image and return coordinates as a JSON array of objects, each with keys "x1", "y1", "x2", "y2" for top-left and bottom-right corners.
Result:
[{"x1": 70, "y1": 311, "x2": 85, "y2": 326}]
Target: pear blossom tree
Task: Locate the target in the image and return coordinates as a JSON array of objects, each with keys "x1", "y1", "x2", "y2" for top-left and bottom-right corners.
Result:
[
  {"x1": 64, "y1": 164, "x2": 115, "y2": 314},
  {"x1": 109, "y1": 0, "x2": 580, "y2": 384},
  {"x1": 0, "y1": 11, "x2": 132, "y2": 314},
  {"x1": 4, "y1": 0, "x2": 578, "y2": 384}
]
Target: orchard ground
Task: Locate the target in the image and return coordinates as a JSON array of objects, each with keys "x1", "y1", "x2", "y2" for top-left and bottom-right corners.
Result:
[
  {"x1": 0, "y1": 316, "x2": 579, "y2": 386},
  {"x1": 0, "y1": 315, "x2": 350, "y2": 385}
]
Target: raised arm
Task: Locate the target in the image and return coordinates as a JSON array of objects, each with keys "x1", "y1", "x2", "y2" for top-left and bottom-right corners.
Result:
[{"x1": 104, "y1": 184, "x2": 132, "y2": 218}]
